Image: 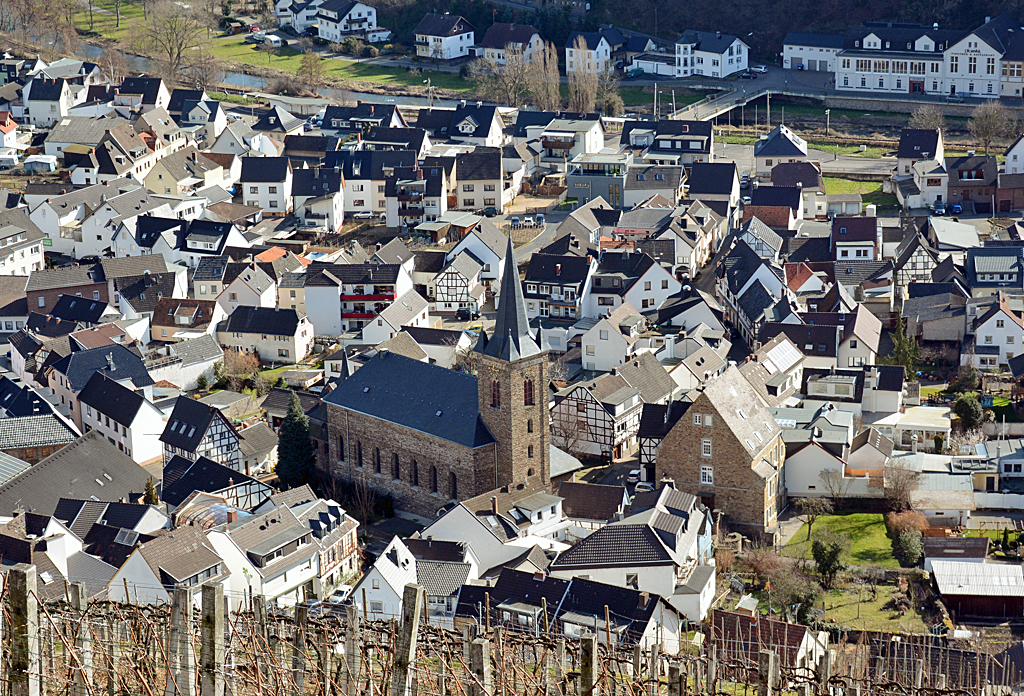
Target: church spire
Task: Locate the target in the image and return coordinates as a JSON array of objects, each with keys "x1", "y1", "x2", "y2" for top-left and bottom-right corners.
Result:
[{"x1": 476, "y1": 236, "x2": 542, "y2": 359}]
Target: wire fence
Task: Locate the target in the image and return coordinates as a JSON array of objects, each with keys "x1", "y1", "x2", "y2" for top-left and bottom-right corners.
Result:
[{"x1": 0, "y1": 566, "x2": 1020, "y2": 696}]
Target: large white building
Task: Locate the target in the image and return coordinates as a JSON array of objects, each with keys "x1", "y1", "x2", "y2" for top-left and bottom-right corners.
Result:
[
  {"x1": 833, "y1": 15, "x2": 1024, "y2": 98},
  {"x1": 675, "y1": 30, "x2": 748, "y2": 78},
  {"x1": 413, "y1": 13, "x2": 474, "y2": 61}
]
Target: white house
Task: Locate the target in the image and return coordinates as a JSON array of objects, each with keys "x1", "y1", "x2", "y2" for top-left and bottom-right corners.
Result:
[
  {"x1": 206, "y1": 505, "x2": 320, "y2": 608},
  {"x1": 108, "y1": 526, "x2": 229, "y2": 608},
  {"x1": 351, "y1": 535, "x2": 417, "y2": 619},
  {"x1": 565, "y1": 32, "x2": 611, "y2": 74},
  {"x1": 317, "y1": 0, "x2": 388, "y2": 43},
  {"x1": 479, "y1": 23, "x2": 543, "y2": 65},
  {"x1": 444, "y1": 222, "x2": 507, "y2": 293},
  {"x1": 239, "y1": 157, "x2": 294, "y2": 216},
  {"x1": 293, "y1": 167, "x2": 345, "y2": 232},
  {"x1": 25, "y1": 77, "x2": 79, "y2": 127},
  {"x1": 216, "y1": 307, "x2": 313, "y2": 364},
  {"x1": 675, "y1": 30, "x2": 748, "y2": 78},
  {"x1": 414, "y1": 13, "x2": 474, "y2": 61},
  {"x1": 428, "y1": 251, "x2": 484, "y2": 314},
  {"x1": 964, "y1": 294, "x2": 1023, "y2": 367},
  {"x1": 360, "y1": 289, "x2": 431, "y2": 345},
  {"x1": 583, "y1": 250, "x2": 682, "y2": 318},
  {"x1": 217, "y1": 264, "x2": 277, "y2": 315},
  {"x1": 580, "y1": 301, "x2": 648, "y2": 373},
  {"x1": 78, "y1": 372, "x2": 165, "y2": 466}
]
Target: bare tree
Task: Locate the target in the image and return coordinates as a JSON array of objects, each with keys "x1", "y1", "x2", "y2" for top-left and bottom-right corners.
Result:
[
  {"x1": 224, "y1": 348, "x2": 259, "y2": 376},
  {"x1": 944, "y1": 427, "x2": 987, "y2": 454},
  {"x1": 969, "y1": 100, "x2": 1012, "y2": 155},
  {"x1": 529, "y1": 41, "x2": 562, "y2": 112},
  {"x1": 597, "y1": 67, "x2": 623, "y2": 116},
  {"x1": 140, "y1": 2, "x2": 208, "y2": 78},
  {"x1": 796, "y1": 497, "x2": 833, "y2": 540},
  {"x1": 550, "y1": 414, "x2": 588, "y2": 459},
  {"x1": 183, "y1": 51, "x2": 225, "y2": 91},
  {"x1": 467, "y1": 43, "x2": 531, "y2": 107},
  {"x1": 298, "y1": 49, "x2": 327, "y2": 90},
  {"x1": 819, "y1": 468, "x2": 854, "y2": 507},
  {"x1": 566, "y1": 35, "x2": 598, "y2": 113},
  {"x1": 98, "y1": 48, "x2": 131, "y2": 86},
  {"x1": 908, "y1": 104, "x2": 945, "y2": 132},
  {"x1": 351, "y1": 474, "x2": 377, "y2": 526},
  {"x1": 879, "y1": 459, "x2": 921, "y2": 512}
]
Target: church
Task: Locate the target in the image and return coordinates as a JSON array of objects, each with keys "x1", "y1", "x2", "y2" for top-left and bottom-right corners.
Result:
[{"x1": 323, "y1": 238, "x2": 555, "y2": 519}]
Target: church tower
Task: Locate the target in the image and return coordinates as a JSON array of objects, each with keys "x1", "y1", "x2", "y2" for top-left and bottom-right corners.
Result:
[{"x1": 475, "y1": 237, "x2": 551, "y2": 490}]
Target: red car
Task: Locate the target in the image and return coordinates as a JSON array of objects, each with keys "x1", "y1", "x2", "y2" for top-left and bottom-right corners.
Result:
[{"x1": 250, "y1": 25, "x2": 261, "y2": 32}]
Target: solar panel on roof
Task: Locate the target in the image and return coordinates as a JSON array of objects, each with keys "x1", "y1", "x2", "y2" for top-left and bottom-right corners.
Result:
[{"x1": 766, "y1": 341, "x2": 801, "y2": 372}]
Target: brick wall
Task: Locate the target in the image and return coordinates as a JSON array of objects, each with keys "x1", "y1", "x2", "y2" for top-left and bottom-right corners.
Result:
[
  {"x1": 326, "y1": 404, "x2": 498, "y2": 519},
  {"x1": 656, "y1": 391, "x2": 784, "y2": 538},
  {"x1": 28, "y1": 282, "x2": 109, "y2": 314}
]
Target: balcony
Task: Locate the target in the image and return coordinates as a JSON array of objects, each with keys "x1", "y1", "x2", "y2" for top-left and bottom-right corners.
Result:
[
  {"x1": 398, "y1": 193, "x2": 423, "y2": 202},
  {"x1": 340, "y1": 291, "x2": 396, "y2": 301},
  {"x1": 342, "y1": 312, "x2": 377, "y2": 319},
  {"x1": 399, "y1": 207, "x2": 425, "y2": 217},
  {"x1": 542, "y1": 139, "x2": 574, "y2": 150}
]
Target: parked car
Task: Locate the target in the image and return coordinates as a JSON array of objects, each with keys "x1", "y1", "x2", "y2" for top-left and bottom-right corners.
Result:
[
  {"x1": 946, "y1": 94, "x2": 964, "y2": 103},
  {"x1": 742, "y1": 195, "x2": 752, "y2": 205},
  {"x1": 626, "y1": 469, "x2": 641, "y2": 484},
  {"x1": 751, "y1": 65, "x2": 768, "y2": 73},
  {"x1": 933, "y1": 202, "x2": 946, "y2": 215},
  {"x1": 951, "y1": 203, "x2": 963, "y2": 214},
  {"x1": 510, "y1": 216, "x2": 521, "y2": 227},
  {"x1": 329, "y1": 585, "x2": 353, "y2": 604},
  {"x1": 740, "y1": 174, "x2": 750, "y2": 188},
  {"x1": 523, "y1": 215, "x2": 535, "y2": 227},
  {"x1": 352, "y1": 211, "x2": 374, "y2": 220},
  {"x1": 634, "y1": 482, "x2": 655, "y2": 493},
  {"x1": 627, "y1": 67, "x2": 645, "y2": 78},
  {"x1": 456, "y1": 307, "x2": 480, "y2": 321},
  {"x1": 482, "y1": 206, "x2": 498, "y2": 217},
  {"x1": 536, "y1": 213, "x2": 546, "y2": 226},
  {"x1": 795, "y1": 63, "x2": 805, "y2": 70},
  {"x1": 739, "y1": 71, "x2": 757, "y2": 79}
]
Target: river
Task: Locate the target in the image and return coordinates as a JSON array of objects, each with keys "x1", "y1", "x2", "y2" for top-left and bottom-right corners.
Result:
[{"x1": 79, "y1": 43, "x2": 470, "y2": 107}]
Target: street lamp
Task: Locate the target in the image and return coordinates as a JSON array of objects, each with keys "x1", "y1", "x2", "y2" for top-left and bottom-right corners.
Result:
[
  {"x1": 423, "y1": 78, "x2": 433, "y2": 108},
  {"x1": 825, "y1": 108, "x2": 831, "y2": 136}
]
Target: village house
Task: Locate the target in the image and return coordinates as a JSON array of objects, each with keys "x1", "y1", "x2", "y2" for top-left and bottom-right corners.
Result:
[
  {"x1": 160, "y1": 397, "x2": 241, "y2": 468},
  {"x1": 216, "y1": 306, "x2": 313, "y2": 364},
  {"x1": 78, "y1": 372, "x2": 164, "y2": 465},
  {"x1": 414, "y1": 13, "x2": 475, "y2": 61}
]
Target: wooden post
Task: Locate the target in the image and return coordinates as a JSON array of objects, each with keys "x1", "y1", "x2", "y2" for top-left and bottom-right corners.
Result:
[
  {"x1": 580, "y1": 633, "x2": 597, "y2": 696},
  {"x1": 648, "y1": 648, "x2": 658, "y2": 696},
  {"x1": 106, "y1": 620, "x2": 120, "y2": 696},
  {"x1": 69, "y1": 582, "x2": 93, "y2": 696},
  {"x1": 815, "y1": 650, "x2": 829, "y2": 692},
  {"x1": 604, "y1": 606, "x2": 612, "y2": 648},
  {"x1": 668, "y1": 662, "x2": 682, "y2": 696},
  {"x1": 293, "y1": 603, "x2": 309, "y2": 693},
  {"x1": 556, "y1": 637, "x2": 566, "y2": 681},
  {"x1": 470, "y1": 638, "x2": 492, "y2": 696},
  {"x1": 484, "y1": 592, "x2": 491, "y2": 633},
  {"x1": 165, "y1": 586, "x2": 195, "y2": 696},
  {"x1": 462, "y1": 623, "x2": 477, "y2": 668},
  {"x1": 633, "y1": 645, "x2": 642, "y2": 679},
  {"x1": 391, "y1": 584, "x2": 424, "y2": 696},
  {"x1": 343, "y1": 604, "x2": 361, "y2": 696},
  {"x1": 758, "y1": 651, "x2": 779, "y2": 696},
  {"x1": 542, "y1": 597, "x2": 549, "y2": 633},
  {"x1": 10, "y1": 563, "x2": 39, "y2": 696},
  {"x1": 320, "y1": 629, "x2": 335, "y2": 696},
  {"x1": 200, "y1": 582, "x2": 225, "y2": 696}
]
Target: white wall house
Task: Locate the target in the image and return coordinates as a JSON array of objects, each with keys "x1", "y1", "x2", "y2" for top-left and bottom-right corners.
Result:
[
  {"x1": 216, "y1": 307, "x2": 313, "y2": 364},
  {"x1": 782, "y1": 32, "x2": 843, "y2": 71},
  {"x1": 675, "y1": 31, "x2": 748, "y2": 78},
  {"x1": 414, "y1": 14, "x2": 474, "y2": 61},
  {"x1": 360, "y1": 289, "x2": 431, "y2": 345},
  {"x1": 79, "y1": 373, "x2": 166, "y2": 466},
  {"x1": 317, "y1": 0, "x2": 386, "y2": 43},
  {"x1": 351, "y1": 536, "x2": 418, "y2": 619},
  {"x1": 240, "y1": 157, "x2": 294, "y2": 216},
  {"x1": 565, "y1": 33, "x2": 611, "y2": 74},
  {"x1": 216, "y1": 265, "x2": 278, "y2": 315}
]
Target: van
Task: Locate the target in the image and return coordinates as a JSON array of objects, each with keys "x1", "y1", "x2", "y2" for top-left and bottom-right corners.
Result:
[
  {"x1": 536, "y1": 213, "x2": 546, "y2": 226},
  {"x1": 252, "y1": 30, "x2": 267, "y2": 41},
  {"x1": 0, "y1": 154, "x2": 17, "y2": 170},
  {"x1": 265, "y1": 35, "x2": 282, "y2": 48}
]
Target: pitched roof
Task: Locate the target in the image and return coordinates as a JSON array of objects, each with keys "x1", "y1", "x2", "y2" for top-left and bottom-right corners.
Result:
[
  {"x1": 117, "y1": 77, "x2": 164, "y2": 104},
  {"x1": 687, "y1": 162, "x2": 736, "y2": 196},
  {"x1": 113, "y1": 272, "x2": 176, "y2": 314},
  {"x1": 219, "y1": 306, "x2": 303, "y2": 336},
  {"x1": 0, "y1": 431, "x2": 150, "y2": 516},
  {"x1": 783, "y1": 31, "x2": 845, "y2": 49},
  {"x1": 480, "y1": 22, "x2": 540, "y2": 48},
  {"x1": 0, "y1": 414, "x2": 78, "y2": 450},
  {"x1": 754, "y1": 125, "x2": 807, "y2": 158},
  {"x1": 239, "y1": 156, "x2": 291, "y2": 183},
  {"x1": 77, "y1": 372, "x2": 147, "y2": 428},
  {"x1": 238, "y1": 421, "x2": 278, "y2": 456},
  {"x1": 253, "y1": 106, "x2": 304, "y2": 134},
  {"x1": 323, "y1": 351, "x2": 495, "y2": 448},
  {"x1": 456, "y1": 148, "x2": 501, "y2": 179},
  {"x1": 557, "y1": 481, "x2": 626, "y2": 521},
  {"x1": 52, "y1": 497, "x2": 155, "y2": 538},
  {"x1": 417, "y1": 560, "x2": 472, "y2": 597},
  {"x1": 135, "y1": 524, "x2": 224, "y2": 584},
  {"x1": 159, "y1": 397, "x2": 234, "y2": 453},
  {"x1": 161, "y1": 455, "x2": 255, "y2": 507},
  {"x1": 49, "y1": 294, "x2": 114, "y2": 324},
  {"x1": 475, "y1": 237, "x2": 544, "y2": 360},
  {"x1": 49, "y1": 343, "x2": 154, "y2": 392},
  {"x1": 414, "y1": 13, "x2": 473, "y2": 37},
  {"x1": 897, "y1": 128, "x2": 941, "y2": 159},
  {"x1": 751, "y1": 186, "x2": 802, "y2": 211}
]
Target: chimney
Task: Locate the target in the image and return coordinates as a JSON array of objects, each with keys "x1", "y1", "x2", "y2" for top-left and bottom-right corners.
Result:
[
  {"x1": 556, "y1": 263, "x2": 562, "y2": 276},
  {"x1": 911, "y1": 434, "x2": 919, "y2": 453},
  {"x1": 639, "y1": 591, "x2": 649, "y2": 607},
  {"x1": 491, "y1": 496, "x2": 498, "y2": 514},
  {"x1": 226, "y1": 509, "x2": 238, "y2": 523}
]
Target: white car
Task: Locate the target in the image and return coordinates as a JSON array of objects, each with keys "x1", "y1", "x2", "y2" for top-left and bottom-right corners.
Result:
[
  {"x1": 751, "y1": 65, "x2": 768, "y2": 73},
  {"x1": 352, "y1": 211, "x2": 374, "y2": 220},
  {"x1": 626, "y1": 469, "x2": 641, "y2": 484},
  {"x1": 634, "y1": 482, "x2": 655, "y2": 493},
  {"x1": 329, "y1": 585, "x2": 353, "y2": 604}
]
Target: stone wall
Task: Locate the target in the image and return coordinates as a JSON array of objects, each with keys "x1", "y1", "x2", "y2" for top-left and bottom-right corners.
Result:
[
  {"x1": 656, "y1": 391, "x2": 782, "y2": 534},
  {"x1": 325, "y1": 403, "x2": 498, "y2": 519}
]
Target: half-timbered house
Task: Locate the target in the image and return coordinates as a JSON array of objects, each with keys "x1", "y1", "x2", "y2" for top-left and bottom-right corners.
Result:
[
  {"x1": 160, "y1": 396, "x2": 241, "y2": 468},
  {"x1": 428, "y1": 250, "x2": 485, "y2": 314}
]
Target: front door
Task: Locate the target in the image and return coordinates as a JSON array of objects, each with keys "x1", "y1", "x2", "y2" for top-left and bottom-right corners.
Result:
[
  {"x1": 963, "y1": 188, "x2": 971, "y2": 201},
  {"x1": 950, "y1": 85, "x2": 957, "y2": 95},
  {"x1": 987, "y1": 476, "x2": 996, "y2": 492}
]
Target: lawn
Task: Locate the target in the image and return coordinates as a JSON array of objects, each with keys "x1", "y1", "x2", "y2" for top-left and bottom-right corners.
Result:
[
  {"x1": 258, "y1": 364, "x2": 292, "y2": 383},
  {"x1": 73, "y1": 0, "x2": 147, "y2": 43},
  {"x1": 807, "y1": 141, "x2": 891, "y2": 158},
  {"x1": 783, "y1": 513, "x2": 899, "y2": 568},
  {"x1": 816, "y1": 585, "x2": 930, "y2": 633},
  {"x1": 822, "y1": 177, "x2": 899, "y2": 210}
]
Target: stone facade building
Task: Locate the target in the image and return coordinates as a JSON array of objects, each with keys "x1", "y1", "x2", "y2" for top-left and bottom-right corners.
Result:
[
  {"x1": 656, "y1": 366, "x2": 786, "y2": 541},
  {"x1": 323, "y1": 239, "x2": 553, "y2": 518}
]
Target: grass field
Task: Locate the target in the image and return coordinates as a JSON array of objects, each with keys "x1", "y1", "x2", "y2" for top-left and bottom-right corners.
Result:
[
  {"x1": 822, "y1": 177, "x2": 899, "y2": 209},
  {"x1": 818, "y1": 585, "x2": 930, "y2": 633},
  {"x1": 74, "y1": 0, "x2": 147, "y2": 43},
  {"x1": 783, "y1": 513, "x2": 899, "y2": 569}
]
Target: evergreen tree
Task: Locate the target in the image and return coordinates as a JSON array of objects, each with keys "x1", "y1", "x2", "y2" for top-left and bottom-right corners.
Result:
[
  {"x1": 144, "y1": 478, "x2": 159, "y2": 505},
  {"x1": 277, "y1": 391, "x2": 315, "y2": 488},
  {"x1": 889, "y1": 316, "x2": 921, "y2": 382}
]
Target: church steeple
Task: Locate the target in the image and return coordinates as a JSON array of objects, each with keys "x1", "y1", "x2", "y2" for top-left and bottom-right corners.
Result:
[{"x1": 476, "y1": 236, "x2": 541, "y2": 359}]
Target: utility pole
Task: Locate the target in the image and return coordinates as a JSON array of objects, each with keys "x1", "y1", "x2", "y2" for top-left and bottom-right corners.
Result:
[
  {"x1": 766, "y1": 91, "x2": 771, "y2": 128},
  {"x1": 653, "y1": 82, "x2": 658, "y2": 120},
  {"x1": 825, "y1": 108, "x2": 831, "y2": 136}
]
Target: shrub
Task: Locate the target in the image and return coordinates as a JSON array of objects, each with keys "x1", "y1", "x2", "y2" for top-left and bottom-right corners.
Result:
[
  {"x1": 812, "y1": 532, "x2": 848, "y2": 588},
  {"x1": 746, "y1": 547, "x2": 788, "y2": 584},
  {"x1": 893, "y1": 529, "x2": 923, "y2": 567},
  {"x1": 954, "y1": 391, "x2": 983, "y2": 429},
  {"x1": 884, "y1": 510, "x2": 927, "y2": 538},
  {"x1": 363, "y1": 46, "x2": 379, "y2": 57},
  {"x1": 196, "y1": 374, "x2": 209, "y2": 391}
]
